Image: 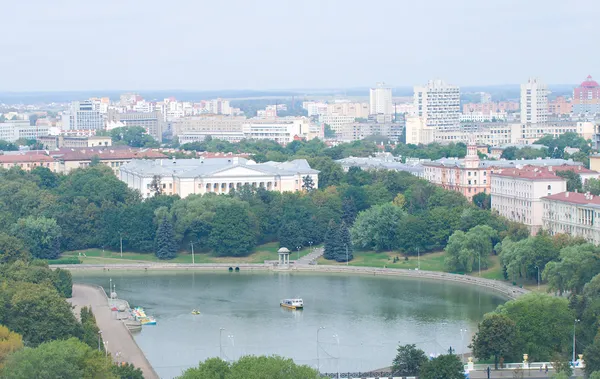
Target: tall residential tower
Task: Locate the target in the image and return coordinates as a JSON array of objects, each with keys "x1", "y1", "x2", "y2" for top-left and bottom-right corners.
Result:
[
  {"x1": 520, "y1": 78, "x2": 549, "y2": 124},
  {"x1": 369, "y1": 82, "x2": 393, "y2": 116},
  {"x1": 413, "y1": 79, "x2": 461, "y2": 131}
]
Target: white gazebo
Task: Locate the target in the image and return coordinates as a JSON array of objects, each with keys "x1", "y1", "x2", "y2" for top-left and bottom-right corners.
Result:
[{"x1": 278, "y1": 247, "x2": 291, "y2": 268}]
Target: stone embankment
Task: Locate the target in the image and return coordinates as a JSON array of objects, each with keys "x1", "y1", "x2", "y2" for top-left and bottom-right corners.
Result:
[
  {"x1": 68, "y1": 283, "x2": 159, "y2": 379},
  {"x1": 58, "y1": 262, "x2": 528, "y2": 300}
]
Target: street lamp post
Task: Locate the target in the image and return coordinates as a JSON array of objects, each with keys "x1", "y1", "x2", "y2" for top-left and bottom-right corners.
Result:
[
  {"x1": 228, "y1": 335, "x2": 235, "y2": 362},
  {"x1": 417, "y1": 247, "x2": 420, "y2": 270},
  {"x1": 190, "y1": 242, "x2": 195, "y2": 265},
  {"x1": 119, "y1": 232, "x2": 123, "y2": 258},
  {"x1": 296, "y1": 246, "x2": 301, "y2": 261},
  {"x1": 309, "y1": 241, "x2": 313, "y2": 251},
  {"x1": 573, "y1": 319, "x2": 580, "y2": 364},
  {"x1": 219, "y1": 328, "x2": 225, "y2": 359},
  {"x1": 317, "y1": 327, "x2": 325, "y2": 371},
  {"x1": 333, "y1": 334, "x2": 340, "y2": 379},
  {"x1": 345, "y1": 244, "x2": 349, "y2": 266},
  {"x1": 460, "y1": 328, "x2": 467, "y2": 363}
]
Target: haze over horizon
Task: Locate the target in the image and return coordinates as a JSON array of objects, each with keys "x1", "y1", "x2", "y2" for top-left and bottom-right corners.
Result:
[{"x1": 1, "y1": 0, "x2": 598, "y2": 92}]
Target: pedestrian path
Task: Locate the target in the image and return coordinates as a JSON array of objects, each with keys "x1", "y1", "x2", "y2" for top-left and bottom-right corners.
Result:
[
  {"x1": 296, "y1": 247, "x2": 324, "y2": 265},
  {"x1": 68, "y1": 283, "x2": 158, "y2": 379}
]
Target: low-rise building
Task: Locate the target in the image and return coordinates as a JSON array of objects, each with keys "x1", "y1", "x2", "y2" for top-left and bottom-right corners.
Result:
[
  {"x1": 0, "y1": 120, "x2": 50, "y2": 142},
  {"x1": 39, "y1": 135, "x2": 112, "y2": 150},
  {"x1": 338, "y1": 122, "x2": 403, "y2": 142},
  {"x1": 51, "y1": 147, "x2": 166, "y2": 175},
  {"x1": 107, "y1": 110, "x2": 165, "y2": 142},
  {"x1": 336, "y1": 153, "x2": 424, "y2": 177},
  {"x1": 0, "y1": 151, "x2": 59, "y2": 172},
  {"x1": 172, "y1": 115, "x2": 247, "y2": 143},
  {"x1": 542, "y1": 192, "x2": 600, "y2": 244},
  {"x1": 242, "y1": 118, "x2": 313, "y2": 144},
  {"x1": 119, "y1": 158, "x2": 319, "y2": 198}
]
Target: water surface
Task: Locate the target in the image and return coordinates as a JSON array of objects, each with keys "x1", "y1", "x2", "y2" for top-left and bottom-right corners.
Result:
[{"x1": 74, "y1": 270, "x2": 505, "y2": 378}]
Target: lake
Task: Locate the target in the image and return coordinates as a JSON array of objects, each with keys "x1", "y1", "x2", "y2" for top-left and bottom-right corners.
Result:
[{"x1": 73, "y1": 270, "x2": 506, "y2": 378}]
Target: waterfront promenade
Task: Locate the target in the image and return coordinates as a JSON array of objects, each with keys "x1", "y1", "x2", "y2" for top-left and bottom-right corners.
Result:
[
  {"x1": 68, "y1": 283, "x2": 159, "y2": 379},
  {"x1": 59, "y1": 263, "x2": 529, "y2": 300}
]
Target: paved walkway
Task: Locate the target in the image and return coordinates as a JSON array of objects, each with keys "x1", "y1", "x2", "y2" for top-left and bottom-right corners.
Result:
[
  {"x1": 68, "y1": 284, "x2": 158, "y2": 379},
  {"x1": 297, "y1": 247, "x2": 324, "y2": 265}
]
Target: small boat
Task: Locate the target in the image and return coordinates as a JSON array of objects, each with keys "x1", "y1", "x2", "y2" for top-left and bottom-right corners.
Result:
[
  {"x1": 191, "y1": 309, "x2": 201, "y2": 315},
  {"x1": 139, "y1": 316, "x2": 157, "y2": 325},
  {"x1": 280, "y1": 298, "x2": 303, "y2": 310}
]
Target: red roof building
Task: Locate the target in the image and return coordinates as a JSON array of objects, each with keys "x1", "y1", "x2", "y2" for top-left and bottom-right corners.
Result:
[{"x1": 573, "y1": 75, "x2": 600, "y2": 114}]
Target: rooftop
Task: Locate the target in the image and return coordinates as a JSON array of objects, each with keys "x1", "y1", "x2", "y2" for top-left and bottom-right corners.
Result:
[
  {"x1": 120, "y1": 158, "x2": 318, "y2": 178},
  {"x1": 0, "y1": 152, "x2": 55, "y2": 163},
  {"x1": 493, "y1": 164, "x2": 598, "y2": 180},
  {"x1": 52, "y1": 147, "x2": 166, "y2": 161},
  {"x1": 543, "y1": 191, "x2": 600, "y2": 206}
]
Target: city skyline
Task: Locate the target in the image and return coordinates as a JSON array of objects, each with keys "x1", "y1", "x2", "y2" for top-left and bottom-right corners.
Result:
[{"x1": 1, "y1": 0, "x2": 598, "y2": 91}]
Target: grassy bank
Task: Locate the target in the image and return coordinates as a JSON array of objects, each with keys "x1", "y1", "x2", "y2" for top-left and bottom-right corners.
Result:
[{"x1": 61, "y1": 242, "x2": 315, "y2": 265}]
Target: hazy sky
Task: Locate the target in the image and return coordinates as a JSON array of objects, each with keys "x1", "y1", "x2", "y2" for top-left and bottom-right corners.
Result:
[{"x1": 1, "y1": 0, "x2": 598, "y2": 91}]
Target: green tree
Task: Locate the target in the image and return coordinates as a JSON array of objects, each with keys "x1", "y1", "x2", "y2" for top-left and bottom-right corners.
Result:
[
  {"x1": 324, "y1": 124, "x2": 336, "y2": 138},
  {"x1": 584, "y1": 178, "x2": 600, "y2": 196},
  {"x1": 178, "y1": 357, "x2": 230, "y2": 379},
  {"x1": 445, "y1": 225, "x2": 497, "y2": 273},
  {"x1": 543, "y1": 244, "x2": 600, "y2": 295},
  {"x1": 341, "y1": 197, "x2": 357, "y2": 224},
  {"x1": 208, "y1": 201, "x2": 257, "y2": 257},
  {"x1": 155, "y1": 216, "x2": 178, "y2": 260},
  {"x1": 335, "y1": 221, "x2": 353, "y2": 263},
  {"x1": 0, "y1": 140, "x2": 18, "y2": 151},
  {"x1": 12, "y1": 216, "x2": 61, "y2": 260},
  {"x1": 301, "y1": 175, "x2": 315, "y2": 191},
  {"x1": 149, "y1": 175, "x2": 163, "y2": 196},
  {"x1": 472, "y1": 192, "x2": 491, "y2": 209},
  {"x1": 324, "y1": 220, "x2": 340, "y2": 260},
  {"x1": 53, "y1": 268, "x2": 73, "y2": 298},
  {"x1": 227, "y1": 355, "x2": 318, "y2": 379},
  {"x1": 110, "y1": 126, "x2": 158, "y2": 148},
  {"x1": 419, "y1": 354, "x2": 464, "y2": 379},
  {"x1": 30, "y1": 166, "x2": 60, "y2": 189},
  {"x1": 112, "y1": 362, "x2": 144, "y2": 379},
  {"x1": 471, "y1": 313, "x2": 516, "y2": 369},
  {"x1": 351, "y1": 203, "x2": 405, "y2": 251},
  {"x1": 0, "y1": 233, "x2": 28, "y2": 264},
  {"x1": 391, "y1": 344, "x2": 428, "y2": 376},
  {"x1": 0, "y1": 337, "x2": 115, "y2": 379},
  {"x1": 0, "y1": 325, "x2": 23, "y2": 369},
  {"x1": 3, "y1": 282, "x2": 83, "y2": 346},
  {"x1": 496, "y1": 293, "x2": 573, "y2": 361},
  {"x1": 80, "y1": 306, "x2": 101, "y2": 351},
  {"x1": 555, "y1": 169, "x2": 583, "y2": 192},
  {"x1": 584, "y1": 338, "x2": 600, "y2": 378}
]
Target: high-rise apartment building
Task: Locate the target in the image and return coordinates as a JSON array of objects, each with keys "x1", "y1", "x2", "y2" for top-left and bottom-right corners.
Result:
[
  {"x1": 572, "y1": 75, "x2": 600, "y2": 115},
  {"x1": 520, "y1": 78, "x2": 549, "y2": 124},
  {"x1": 369, "y1": 82, "x2": 393, "y2": 116},
  {"x1": 413, "y1": 79, "x2": 461, "y2": 131},
  {"x1": 62, "y1": 101, "x2": 104, "y2": 131}
]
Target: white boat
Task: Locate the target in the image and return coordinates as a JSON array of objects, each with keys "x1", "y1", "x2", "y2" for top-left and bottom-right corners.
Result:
[{"x1": 280, "y1": 298, "x2": 303, "y2": 310}]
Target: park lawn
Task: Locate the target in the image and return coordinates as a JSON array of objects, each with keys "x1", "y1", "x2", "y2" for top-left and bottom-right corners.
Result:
[
  {"x1": 317, "y1": 250, "x2": 447, "y2": 271},
  {"x1": 468, "y1": 255, "x2": 504, "y2": 280},
  {"x1": 61, "y1": 242, "x2": 315, "y2": 265}
]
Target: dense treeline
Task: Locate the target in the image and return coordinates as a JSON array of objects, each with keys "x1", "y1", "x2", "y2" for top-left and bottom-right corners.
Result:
[
  {"x1": 0, "y1": 151, "x2": 514, "y2": 260},
  {"x1": 501, "y1": 132, "x2": 591, "y2": 167}
]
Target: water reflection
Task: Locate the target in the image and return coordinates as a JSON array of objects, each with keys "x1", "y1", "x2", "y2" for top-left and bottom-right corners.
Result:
[{"x1": 73, "y1": 271, "x2": 505, "y2": 379}]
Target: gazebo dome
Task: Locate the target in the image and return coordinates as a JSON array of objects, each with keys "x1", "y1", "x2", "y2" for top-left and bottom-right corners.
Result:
[{"x1": 277, "y1": 247, "x2": 290, "y2": 254}]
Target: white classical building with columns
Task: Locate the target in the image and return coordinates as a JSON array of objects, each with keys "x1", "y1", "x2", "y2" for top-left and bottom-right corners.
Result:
[{"x1": 119, "y1": 157, "x2": 319, "y2": 198}]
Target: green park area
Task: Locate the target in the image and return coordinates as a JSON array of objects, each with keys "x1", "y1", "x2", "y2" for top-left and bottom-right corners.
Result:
[{"x1": 59, "y1": 242, "x2": 313, "y2": 265}]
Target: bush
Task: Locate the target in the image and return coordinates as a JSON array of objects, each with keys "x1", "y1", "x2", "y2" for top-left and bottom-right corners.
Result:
[{"x1": 47, "y1": 257, "x2": 81, "y2": 265}]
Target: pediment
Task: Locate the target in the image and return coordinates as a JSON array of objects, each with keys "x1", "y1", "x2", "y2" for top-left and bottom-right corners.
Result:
[{"x1": 209, "y1": 165, "x2": 274, "y2": 177}]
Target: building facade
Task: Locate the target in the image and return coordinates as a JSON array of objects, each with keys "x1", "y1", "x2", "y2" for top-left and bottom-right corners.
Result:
[
  {"x1": 414, "y1": 79, "x2": 461, "y2": 132},
  {"x1": 521, "y1": 78, "x2": 549, "y2": 124},
  {"x1": 39, "y1": 135, "x2": 112, "y2": 150},
  {"x1": 50, "y1": 147, "x2": 166, "y2": 174},
  {"x1": 369, "y1": 82, "x2": 393, "y2": 116},
  {"x1": 107, "y1": 110, "x2": 165, "y2": 142},
  {"x1": 572, "y1": 75, "x2": 600, "y2": 115},
  {"x1": 491, "y1": 166, "x2": 567, "y2": 234},
  {"x1": 0, "y1": 152, "x2": 59, "y2": 172},
  {"x1": 62, "y1": 101, "x2": 104, "y2": 131},
  {"x1": 172, "y1": 115, "x2": 246, "y2": 143},
  {"x1": 0, "y1": 120, "x2": 50, "y2": 142},
  {"x1": 318, "y1": 114, "x2": 356, "y2": 133},
  {"x1": 542, "y1": 192, "x2": 600, "y2": 244},
  {"x1": 119, "y1": 158, "x2": 319, "y2": 198},
  {"x1": 548, "y1": 96, "x2": 572, "y2": 115},
  {"x1": 242, "y1": 118, "x2": 313, "y2": 144}
]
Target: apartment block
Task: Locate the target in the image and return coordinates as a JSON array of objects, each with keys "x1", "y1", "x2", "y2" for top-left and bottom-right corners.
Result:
[
  {"x1": 62, "y1": 101, "x2": 104, "y2": 131},
  {"x1": 172, "y1": 115, "x2": 246, "y2": 143},
  {"x1": 543, "y1": 192, "x2": 600, "y2": 243},
  {"x1": 414, "y1": 79, "x2": 461, "y2": 131},
  {"x1": 521, "y1": 78, "x2": 549, "y2": 124},
  {"x1": 572, "y1": 75, "x2": 600, "y2": 115},
  {"x1": 107, "y1": 110, "x2": 165, "y2": 143},
  {"x1": 370, "y1": 82, "x2": 393, "y2": 116},
  {"x1": 0, "y1": 120, "x2": 50, "y2": 142}
]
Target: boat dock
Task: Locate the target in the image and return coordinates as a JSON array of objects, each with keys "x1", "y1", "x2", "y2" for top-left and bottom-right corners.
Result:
[{"x1": 68, "y1": 283, "x2": 159, "y2": 379}]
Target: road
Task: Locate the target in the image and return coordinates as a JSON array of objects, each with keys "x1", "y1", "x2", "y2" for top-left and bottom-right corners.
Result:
[{"x1": 68, "y1": 283, "x2": 158, "y2": 379}]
